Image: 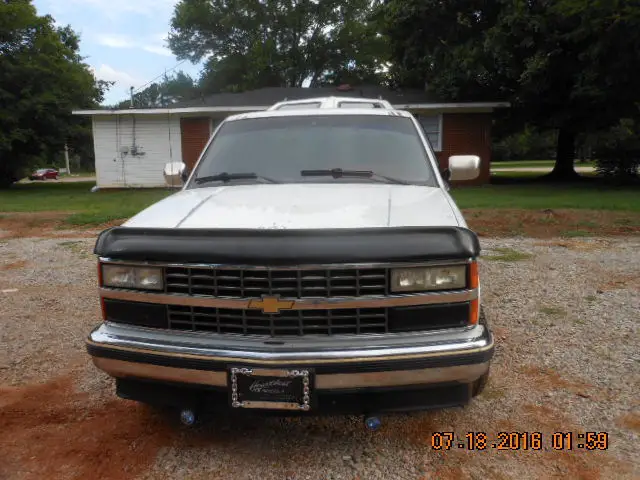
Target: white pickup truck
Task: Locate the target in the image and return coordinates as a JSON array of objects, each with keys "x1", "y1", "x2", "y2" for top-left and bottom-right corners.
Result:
[{"x1": 87, "y1": 96, "x2": 494, "y2": 427}]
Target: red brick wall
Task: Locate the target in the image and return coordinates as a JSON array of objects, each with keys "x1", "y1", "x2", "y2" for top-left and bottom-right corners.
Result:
[
  {"x1": 180, "y1": 118, "x2": 211, "y2": 170},
  {"x1": 436, "y1": 113, "x2": 493, "y2": 186}
]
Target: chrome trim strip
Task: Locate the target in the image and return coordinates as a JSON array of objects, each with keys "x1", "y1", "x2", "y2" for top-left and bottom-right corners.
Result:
[
  {"x1": 316, "y1": 363, "x2": 489, "y2": 389},
  {"x1": 92, "y1": 357, "x2": 227, "y2": 386},
  {"x1": 87, "y1": 323, "x2": 493, "y2": 364},
  {"x1": 98, "y1": 257, "x2": 473, "y2": 270},
  {"x1": 99, "y1": 287, "x2": 477, "y2": 310},
  {"x1": 92, "y1": 357, "x2": 490, "y2": 390}
]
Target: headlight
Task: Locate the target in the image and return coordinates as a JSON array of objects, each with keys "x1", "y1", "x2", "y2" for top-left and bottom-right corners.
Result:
[
  {"x1": 102, "y1": 265, "x2": 164, "y2": 291},
  {"x1": 390, "y1": 265, "x2": 467, "y2": 292}
]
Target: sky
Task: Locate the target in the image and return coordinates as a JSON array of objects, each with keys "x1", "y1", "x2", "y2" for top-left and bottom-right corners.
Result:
[{"x1": 33, "y1": 0, "x2": 202, "y2": 105}]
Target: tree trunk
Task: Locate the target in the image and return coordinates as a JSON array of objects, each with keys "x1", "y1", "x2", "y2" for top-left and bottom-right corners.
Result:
[{"x1": 547, "y1": 128, "x2": 580, "y2": 181}]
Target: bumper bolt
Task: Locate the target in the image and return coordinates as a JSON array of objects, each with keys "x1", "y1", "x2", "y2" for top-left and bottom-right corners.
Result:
[
  {"x1": 364, "y1": 416, "x2": 382, "y2": 431},
  {"x1": 179, "y1": 409, "x2": 196, "y2": 427}
]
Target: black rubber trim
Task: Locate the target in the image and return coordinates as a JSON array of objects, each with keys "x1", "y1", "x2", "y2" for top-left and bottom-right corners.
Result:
[
  {"x1": 115, "y1": 377, "x2": 472, "y2": 415},
  {"x1": 86, "y1": 342, "x2": 494, "y2": 374},
  {"x1": 94, "y1": 226, "x2": 480, "y2": 265}
]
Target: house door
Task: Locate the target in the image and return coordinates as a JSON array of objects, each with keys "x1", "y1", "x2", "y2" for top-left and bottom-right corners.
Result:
[{"x1": 180, "y1": 118, "x2": 212, "y2": 171}]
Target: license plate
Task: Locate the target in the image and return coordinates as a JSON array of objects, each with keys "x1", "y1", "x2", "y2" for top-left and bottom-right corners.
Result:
[{"x1": 229, "y1": 367, "x2": 313, "y2": 411}]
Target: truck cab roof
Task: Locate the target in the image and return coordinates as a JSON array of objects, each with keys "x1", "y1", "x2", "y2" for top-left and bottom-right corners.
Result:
[{"x1": 225, "y1": 96, "x2": 414, "y2": 122}]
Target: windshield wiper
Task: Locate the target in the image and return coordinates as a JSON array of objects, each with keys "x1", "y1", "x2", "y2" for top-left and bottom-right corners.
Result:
[
  {"x1": 194, "y1": 172, "x2": 280, "y2": 185},
  {"x1": 300, "y1": 168, "x2": 414, "y2": 185}
]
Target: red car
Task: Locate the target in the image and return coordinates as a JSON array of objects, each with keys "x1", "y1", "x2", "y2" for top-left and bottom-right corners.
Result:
[{"x1": 29, "y1": 168, "x2": 59, "y2": 180}]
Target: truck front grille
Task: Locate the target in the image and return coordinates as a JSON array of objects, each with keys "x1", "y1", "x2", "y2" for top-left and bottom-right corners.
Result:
[
  {"x1": 165, "y1": 267, "x2": 388, "y2": 298},
  {"x1": 168, "y1": 305, "x2": 389, "y2": 336}
]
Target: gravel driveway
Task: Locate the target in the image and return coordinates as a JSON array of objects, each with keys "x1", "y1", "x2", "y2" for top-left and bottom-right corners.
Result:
[{"x1": 0, "y1": 234, "x2": 638, "y2": 480}]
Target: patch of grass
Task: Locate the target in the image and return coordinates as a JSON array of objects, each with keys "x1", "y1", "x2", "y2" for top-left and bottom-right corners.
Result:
[
  {"x1": 484, "y1": 247, "x2": 533, "y2": 262},
  {"x1": 0, "y1": 182, "x2": 173, "y2": 217},
  {"x1": 491, "y1": 170, "x2": 598, "y2": 180},
  {"x1": 576, "y1": 220, "x2": 598, "y2": 228},
  {"x1": 585, "y1": 295, "x2": 597, "y2": 302},
  {"x1": 63, "y1": 212, "x2": 127, "y2": 227},
  {"x1": 490, "y1": 171, "x2": 547, "y2": 179},
  {"x1": 452, "y1": 183, "x2": 640, "y2": 211},
  {"x1": 492, "y1": 160, "x2": 556, "y2": 169},
  {"x1": 539, "y1": 306, "x2": 567, "y2": 317},
  {"x1": 562, "y1": 230, "x2": 591, "y2": 238}
]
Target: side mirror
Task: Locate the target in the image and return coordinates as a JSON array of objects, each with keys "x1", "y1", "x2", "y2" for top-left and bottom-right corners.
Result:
[
  {"x1": 448, "y1": 155, "x2": 481, "y2": 181},
  {"x1": 163, "y1": 162, "x2": 187, "y2": 188}
]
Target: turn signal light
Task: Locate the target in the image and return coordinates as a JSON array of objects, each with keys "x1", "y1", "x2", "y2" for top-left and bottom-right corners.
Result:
[
  {"x1": 470, "y1": 298, "x2": 479, "y2": 325},
  {"x1": 469, "y1": 261, "x2": 479, "y2": 289},
  {"x1": 469, "y1": 261, "x2": 479, "y2": 324}
]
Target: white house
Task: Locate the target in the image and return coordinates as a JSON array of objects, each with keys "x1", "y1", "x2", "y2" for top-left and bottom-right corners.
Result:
[{"x1": 73, "y1": 86, "x2": 509, "y2": 188}]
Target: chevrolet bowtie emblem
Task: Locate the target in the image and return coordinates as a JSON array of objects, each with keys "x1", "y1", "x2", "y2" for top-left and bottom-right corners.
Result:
[{"x1": 248, "y1": 295, "x2": 295, "y2": 314}]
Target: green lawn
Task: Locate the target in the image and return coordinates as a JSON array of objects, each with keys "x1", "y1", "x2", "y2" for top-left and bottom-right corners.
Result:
[
  {"x1": 490, "y1": 170, "x2": 598, "y2": 179},
  {"x1": 451, "y1": 183, "x2": 640, "y2": 211},
  {"x1": 491, "y1": 160, "x2": 592, "y2": 169},
  {"x1": 0, "y1": 182, "x2": 173, "y2": 225},
  {"x1": 1, "y1": 181, "x2": 638, "y2": 228}
]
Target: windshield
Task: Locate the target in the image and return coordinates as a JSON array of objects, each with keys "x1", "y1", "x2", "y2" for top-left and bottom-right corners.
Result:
[{"x1": 188, "y1": 115, "x2": 437, "y2": 187}]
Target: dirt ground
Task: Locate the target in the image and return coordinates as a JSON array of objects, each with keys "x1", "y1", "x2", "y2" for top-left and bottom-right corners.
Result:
[
  {"x1": 1, "y1": 208, "x2": 638, "y2": 241},
  {"x1": 0, "y1": 211, "x2": 638, "y2": 480}
]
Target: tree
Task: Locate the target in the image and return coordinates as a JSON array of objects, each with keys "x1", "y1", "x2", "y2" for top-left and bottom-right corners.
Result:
[
  {"x1": 381, "y1": 0, "x2": 640, "y2": 180},
  {"x1": 169, "y1": 0, "x2": 388, "y2": 93},
  {"x1": 0, "y1": 0, "x2": 108, "y2": 186},
  {"x1": 112, "y1": 71, "x2": 197, "y2": 109}
]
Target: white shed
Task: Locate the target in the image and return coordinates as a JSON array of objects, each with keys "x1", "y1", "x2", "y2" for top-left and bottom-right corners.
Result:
[{"x1": 90, "y1": 113, "x2": 182, "y2": 188}]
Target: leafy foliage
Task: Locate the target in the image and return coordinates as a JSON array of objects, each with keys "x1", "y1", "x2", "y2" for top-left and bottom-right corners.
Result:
[
  {"x1": 169, "y1": 0, "x2": 388, "y2": 92},
  {"x1": 493, "y1": 126, "x2": 557, "y2": 162},
  {"x1": 380, "y1": 0, "x2": 640, "y2": 179},
  {"x1": 594, "y1": 120, "x2": 640, "y2": 181},
  {"x1": 0, "y1": 0, "x2": 108, "y2": 186},
  {"x1": 112, "y1": 71, "x2": 197, "y2": 109}
]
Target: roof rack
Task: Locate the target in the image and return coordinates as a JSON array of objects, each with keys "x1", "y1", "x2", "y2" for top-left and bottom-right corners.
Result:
[{"x1": 267, "y1": 96, "x2": 394, "y2": 111}]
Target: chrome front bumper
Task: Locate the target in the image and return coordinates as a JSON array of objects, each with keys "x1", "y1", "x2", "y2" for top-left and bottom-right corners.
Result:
[{"x1": 87, "y1": 321, "x2": 494, "y2": 391}]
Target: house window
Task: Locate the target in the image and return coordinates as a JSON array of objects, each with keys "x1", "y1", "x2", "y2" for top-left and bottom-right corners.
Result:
[{"x1": 414, "y1": 114, "x2": 442, "y2": 152}]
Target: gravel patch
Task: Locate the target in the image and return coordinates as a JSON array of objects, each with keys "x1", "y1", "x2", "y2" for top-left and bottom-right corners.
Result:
[
  {"x1": 0, "y1": 235, "x2": 638, "y2": 479},
  {"x1": 0, "y1": 237, "x2": 100, "y2": 385}
]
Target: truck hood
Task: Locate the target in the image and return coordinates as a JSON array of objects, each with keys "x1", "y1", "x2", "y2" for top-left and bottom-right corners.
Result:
[{"x1": 124, "y1": 184, "x2": 460, "y2": 229}]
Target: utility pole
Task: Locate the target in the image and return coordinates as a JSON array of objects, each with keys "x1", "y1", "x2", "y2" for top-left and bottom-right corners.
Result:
[
  {"x1": 64, "y1": 143, "x2": 71, "y2": 175},
  {"x1": 130, "y1": 86, "x2": 135, "y2": 108}
]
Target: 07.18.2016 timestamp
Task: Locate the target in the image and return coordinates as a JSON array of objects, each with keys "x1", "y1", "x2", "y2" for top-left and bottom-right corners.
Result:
[{"x1": 430, "y1": 432, "x2": 609, "y2": 451}]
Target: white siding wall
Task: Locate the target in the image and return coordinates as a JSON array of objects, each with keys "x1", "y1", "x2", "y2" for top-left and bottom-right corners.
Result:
[
  {"x1": 93, "y1": 116, "x2": 121, "y2": 187},
  {"x1": 93, "y1": 114, "x2": 182, "y2": 188}
]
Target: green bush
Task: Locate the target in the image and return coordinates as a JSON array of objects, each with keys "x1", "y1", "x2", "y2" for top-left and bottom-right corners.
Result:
[
  {"x1": 493, "y1": 126, "x2": 557, "y2": 162},
  {"x1": 594, "y1": 120, "x2": 640, "y2": 181}
]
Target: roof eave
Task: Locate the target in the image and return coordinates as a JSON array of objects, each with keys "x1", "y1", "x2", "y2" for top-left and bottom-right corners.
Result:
[{"x1": 72, "y1": 101, "x2": 511, "y2": 116}]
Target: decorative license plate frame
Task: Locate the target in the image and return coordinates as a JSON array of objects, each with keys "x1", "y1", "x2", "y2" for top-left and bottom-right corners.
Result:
[{"x1": 229, "y1": 367, "x2": 313, "y2": 411}]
